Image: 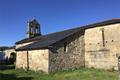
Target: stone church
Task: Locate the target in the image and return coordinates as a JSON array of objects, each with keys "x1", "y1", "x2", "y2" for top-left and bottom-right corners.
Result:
[{"x1": 15, "y1": 18, "x2": 120, "y2": 73}]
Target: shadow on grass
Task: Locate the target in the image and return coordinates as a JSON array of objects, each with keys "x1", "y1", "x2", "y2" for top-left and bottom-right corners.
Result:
[
  {"x1": 0, "y1": 64, "x2": 15, "y2": 70},
  {"x1": 0, "y1": 65, "x2": 33, "y2": 80},
  {"x1": 0, "y1": 73, "x2": 33, "y2": 80}
]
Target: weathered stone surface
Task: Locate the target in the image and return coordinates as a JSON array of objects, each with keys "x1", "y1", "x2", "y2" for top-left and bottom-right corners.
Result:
[
  {"x1": 29, "y1": 50, "x2": 49, "y2": 72},
  {"x1": 85, "y1": 24, "x2": 120, "y2": 70},
  {"x1": 49, "y1": 32, "x2": 85, "y2": 72},
  {"x1": 16, "y1": 51, "x2": 28, "y2": 69},
  {"x1": 16, "y1": 49, "x2": 49, "y2": 73}
]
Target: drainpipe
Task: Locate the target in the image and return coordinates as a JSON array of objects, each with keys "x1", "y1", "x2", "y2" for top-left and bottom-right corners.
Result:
[{"x1": 26, "y1": 50, "x2": 29, "y2": 71}]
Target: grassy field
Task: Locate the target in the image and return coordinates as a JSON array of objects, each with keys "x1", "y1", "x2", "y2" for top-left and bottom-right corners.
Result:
[{"x1": 0, "y1": 65, "x2": 118, "y2": 80}]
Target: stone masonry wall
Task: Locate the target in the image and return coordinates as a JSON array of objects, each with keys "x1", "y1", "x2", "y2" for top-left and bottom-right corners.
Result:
[
  {"x1": 49, "y1": 31, "x2": 85, "y2": 72},
  {"x1": 16, "y1": 49, "x2": 49, "y2": 73},
  {"x1": 16, "y1": 51, "x2": 28, "y2": 69},
  {"x1": 4, "y1": 49, "x2": 16, "y2": 59},
  {"x1": 28, "y1": 49, "x2": 49, "y2": 72},
  {"x1": 85, "y1": 23, "x2": 120, "y2": 70}
]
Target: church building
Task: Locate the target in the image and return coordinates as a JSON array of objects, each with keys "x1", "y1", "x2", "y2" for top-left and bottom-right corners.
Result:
[{"x1": 15, "y1": 19, "x2": 120, "y2": 73}]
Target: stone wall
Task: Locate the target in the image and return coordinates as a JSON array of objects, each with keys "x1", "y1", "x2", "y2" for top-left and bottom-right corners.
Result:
[
  {"x1": 85, "y1": 23, "x2": 120, "y2": 70},
  {"x1": 16, "y1": 49, "x2": 49, "y2": 73},
  {"x1": 16, "y1": 51, "x2": 28, "y2": 69},
  {"x1": 4, "y1": 49, "x2": 16, "y2": 59},
  {"x1": 49, "y1": 31, "x2": 85, "y2": 72}
]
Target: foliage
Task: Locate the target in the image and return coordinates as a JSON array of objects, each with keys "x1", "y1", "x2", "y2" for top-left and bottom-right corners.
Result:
[{"x1": 0, "y1": 46, "x2": 9, "y2": 51}]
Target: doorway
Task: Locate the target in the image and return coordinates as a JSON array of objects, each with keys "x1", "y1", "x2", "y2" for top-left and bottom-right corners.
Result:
[{"x1": 9, "y1": 52, "x2": 16, "y2": 64}]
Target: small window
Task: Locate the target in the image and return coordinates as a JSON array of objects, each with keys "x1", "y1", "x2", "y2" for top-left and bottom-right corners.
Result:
[
  {"x1": 112, "y1": 40, "x2": 114, "y2": 42},
  {"x1": 64, "y1": 42, "x2": 68, "y2": 53}
]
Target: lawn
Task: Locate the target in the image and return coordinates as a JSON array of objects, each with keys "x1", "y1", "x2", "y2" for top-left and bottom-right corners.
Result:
[{"x1": 0, "y1": 65, "x2": 118, "y2": 80}]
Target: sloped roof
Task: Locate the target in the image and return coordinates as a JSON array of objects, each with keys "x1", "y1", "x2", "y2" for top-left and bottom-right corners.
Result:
[
  {"x1": 16, "y1": 19, "x2": 120, "y2": 51},
  {"x1": 16, "y1": 27, "x2": 83, "y2": 50}
]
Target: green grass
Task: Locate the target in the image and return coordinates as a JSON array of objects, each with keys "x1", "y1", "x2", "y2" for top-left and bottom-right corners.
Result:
[{"x1": 0, "y1": 65, "x2": 118, "y2": 80}]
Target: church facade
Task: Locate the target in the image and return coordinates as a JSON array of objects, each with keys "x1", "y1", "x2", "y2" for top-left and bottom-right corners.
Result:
[{"x1": 15, "y1": 19, "x2": 120, "y2": 73}]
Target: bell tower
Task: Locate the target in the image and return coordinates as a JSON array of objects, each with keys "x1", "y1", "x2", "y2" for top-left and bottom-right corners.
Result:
[{"x1": 27, "y1": 19, "x2": 41, "y2": 38}]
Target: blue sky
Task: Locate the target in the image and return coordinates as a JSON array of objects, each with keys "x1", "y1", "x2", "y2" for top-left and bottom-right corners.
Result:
[{"x1": 0, "y1": 0, "x2": 120, "y2": 46}]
